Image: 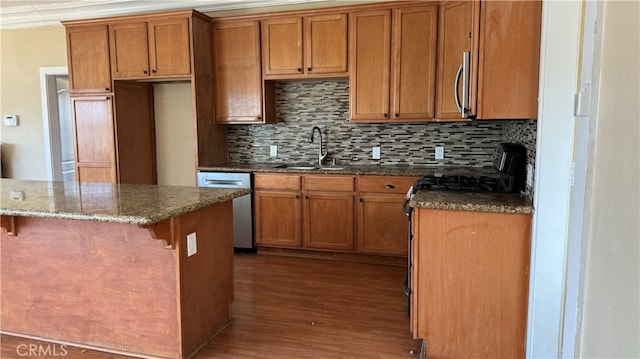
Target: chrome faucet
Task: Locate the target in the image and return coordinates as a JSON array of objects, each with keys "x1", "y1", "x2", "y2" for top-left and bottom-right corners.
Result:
[{"x1": 309, "y1": 126, "x2": 328, "y2": 167}]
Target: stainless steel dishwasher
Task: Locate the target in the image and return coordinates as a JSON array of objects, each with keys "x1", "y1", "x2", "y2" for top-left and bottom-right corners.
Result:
[{"x1": 197, "y1": 171, "x2": 253, "y2": 250}]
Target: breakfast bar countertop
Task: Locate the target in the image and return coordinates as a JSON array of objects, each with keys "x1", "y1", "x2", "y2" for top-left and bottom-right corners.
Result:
[
  {"x1": 0, "y1": 178, "x2": 251, "y2": 225},
  {"x1": 409, "y1": 190, "x2": 533, "y2": 214}
]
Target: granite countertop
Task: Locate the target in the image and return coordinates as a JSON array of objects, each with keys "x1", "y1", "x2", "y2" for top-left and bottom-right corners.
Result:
[
  {"x1": 0, "y1": 179, "x2": 251, "y2": 225},
  {"x1": 409, "y1": 190, "x2": 533, "y2": 214},
  {"x1": 199, "y1": 162, "x2": 502, "y2": 177}
]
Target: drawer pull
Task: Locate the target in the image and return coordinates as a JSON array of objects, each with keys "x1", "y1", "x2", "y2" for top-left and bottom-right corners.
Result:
[{"x1": 384, "y1": 184, "x2": 395, "y2": 189}]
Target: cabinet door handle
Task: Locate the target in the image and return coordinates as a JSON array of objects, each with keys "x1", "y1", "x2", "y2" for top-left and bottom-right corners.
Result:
[
  {"x1": 359, "y1": 198, "x2": 364, "y2": 202},
  {"x1": 307, "y1": 67, "x2": 312, "y2": 71},
  {"x1": 384, "y1": 184, "x2": 395, "y2": 189},
  {"x1": 295, "y1": 195, "x2": 300, "y2": 199},
  {"x1": 256, "y1": 116, "x2": 261, "y2": 120},
  {"x1": 383, "y1": 113, "x2": 388, "y2": 118},
  {"x1": 143, "y1": 70, "x2": 148, "y2": 74},
  {"x1": 305, "y1": 195, "x2": 309, "y2": 200},
  {"x1": 105, "y1": 96, "x2": 110, "y2": 100},
  {"x1": 105, "y1": 87, "x2": 110, "y2": 91},
  {"x1": 395, "y1": 113, "x2": 399, "y2": 118},
  {"x1": 297, "y1": 68, "x2": 302, "y2": 73},
  {"x1": 151, "y1": 69, "x2": 157, "y2": 74}
]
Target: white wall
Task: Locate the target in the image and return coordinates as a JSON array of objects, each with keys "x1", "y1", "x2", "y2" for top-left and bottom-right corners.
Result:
[
  {"x1": 578, "y1": 1, "x2": 640, "y2": 357},
  {"x1": 527, "y1": 1, "x2": 583, "y2": 356}
]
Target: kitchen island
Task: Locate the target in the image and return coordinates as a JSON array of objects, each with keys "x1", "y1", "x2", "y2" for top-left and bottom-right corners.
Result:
[{"x1": 0, "y1": 179, "x2": 250, "y2": 358}]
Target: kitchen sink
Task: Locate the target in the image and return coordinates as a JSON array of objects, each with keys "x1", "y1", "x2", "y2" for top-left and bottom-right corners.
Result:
[
  {"x1": 319, "y1": 167, "x2": 344, "y2": 171},
  {"x1": 285, "y1": 166, "x2": 317, "y2": 170}
]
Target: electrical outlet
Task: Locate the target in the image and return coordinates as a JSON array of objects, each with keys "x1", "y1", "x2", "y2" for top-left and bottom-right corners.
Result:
[
  {"x1": 527, "y1": 164, "x2": 533, "y2": 187},
  {"x1": 270, "y1": 145, "x2": 278, "y2": 157},
  {"x1": 435, "y1": 146, "x2": 444, "y2": 160},
  {"x1": 187, "y1": 232, "x2": 197, "y2": 257},
  {"x1": 372, "y1": 147, "x2": 381, "y2": 160}
]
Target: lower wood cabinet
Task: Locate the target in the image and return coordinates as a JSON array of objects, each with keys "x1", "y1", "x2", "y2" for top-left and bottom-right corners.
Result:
[
  {"x1": 411, "y1": 208, "x2": 531, "y2": 358},
  {"x1": 254, "y1": 173, "x2": 355, "y2": 251},
  {"x1": 357, "y1": 176, "x2": 418, "y2": 256},
  {"x1": 254, "y1": 173, "x2": 415, "y2": 256}
]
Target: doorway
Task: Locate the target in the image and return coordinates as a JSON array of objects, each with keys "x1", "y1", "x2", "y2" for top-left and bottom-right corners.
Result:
[{"x1": 40, "y1": 66, "x2": 74, "y2": 182}]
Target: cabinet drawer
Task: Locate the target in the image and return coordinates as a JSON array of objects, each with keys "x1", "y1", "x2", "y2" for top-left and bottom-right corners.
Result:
[
  {"x1": 358, "y1": 175, "x2": 418, "y2": 194},
  {"x1": 254, "y1": 174, "x2": 301, "y2": 191},
  {"x1": 304, "y1": 175, "x2": 354, "y2": 192}
]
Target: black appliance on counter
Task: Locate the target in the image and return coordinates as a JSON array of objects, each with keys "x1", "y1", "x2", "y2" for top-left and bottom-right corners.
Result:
[{"x1": 402, "y1": 143, "x2": 528, "y2": 310}]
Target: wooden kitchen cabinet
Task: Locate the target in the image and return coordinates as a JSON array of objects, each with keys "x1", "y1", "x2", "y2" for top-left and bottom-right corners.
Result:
[
  {"x1": 261, "y1": 13, "x2": 347, "y2": 78},
  {"x1": 212, "y1": 20, "x2": 275, "y2": 124},
  {"x1": 303, "y1": 175, "x2": 355, "y2": 251},
  {"x1": 411, "y1": 208, "x2": 531, "y2": 358},
  {"x1": 70, "y1": 95, "x2": 117, "y2": 183},
  {"x1": 435, "y1": 1, "x2": 479, "y2": 120},
  {"x1": 109, "y1": 13, "x2": 195, "y2": 79},
  {"x1": 254, "y1": 174, "x2": 303, "y2": 247},
  {"x1": 66, "y1": 25, "x2": 112, "y2": 93},
  {"x1": 475, "y1": 1, "x2": 542, "y2": 119},
  {"x1": 350, "y1": 4, "x2": 438, "y2": 122},
  {"x1": 357, "y1": 176, "x2": 418, "y2": 256},
  {"x1": 70, "y1": 82, "x2": 156, "y2": 185},
  {"x1": 254, "y1": 174, "x2": 355, "y2": 251}
]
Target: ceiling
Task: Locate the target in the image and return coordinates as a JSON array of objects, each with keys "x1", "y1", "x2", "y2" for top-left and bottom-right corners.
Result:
[{"x1": 0, "y1": 0, "x2": 329, "y2": 29}]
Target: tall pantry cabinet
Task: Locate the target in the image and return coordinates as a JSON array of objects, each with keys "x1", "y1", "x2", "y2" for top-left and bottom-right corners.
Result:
[{"x1": 63, "y1": 10, "x2": 226, "y2": 184}]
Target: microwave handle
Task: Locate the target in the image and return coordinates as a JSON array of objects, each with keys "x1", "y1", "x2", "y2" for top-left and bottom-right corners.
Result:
[
  {"x1": 462, "y1": 51, "x2": 471, "y2": 118},
  {"x1": 454, "y1": 63, "x2": 464, "y2": 114}
]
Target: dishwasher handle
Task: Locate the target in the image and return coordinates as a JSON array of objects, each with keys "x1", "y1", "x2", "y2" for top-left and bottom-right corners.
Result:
[{"x1": 204, "y1": 179, "x2": 244, "y2": 187}]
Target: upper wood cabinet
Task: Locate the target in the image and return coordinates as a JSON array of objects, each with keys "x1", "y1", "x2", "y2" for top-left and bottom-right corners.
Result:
[
  {"x1": 350, "y1": 4, "x2": 438, "y2": 122},
  {"x1": 261, "y1": 13, "x2": 347, "y2": 78},
  {"x1": 476, "y1": 1, "x2": 542, "y2": 119},
  {"x1": 212, "y1": 20, "x2": 275, "y2": 124},
  {"x1": 109, "y1": 16, "x2": 191, "y2": 79},
  {"x1": 66, "y1": 25, "x2": 112, "y2": 93},
  {"x1": 435, "y1": 1, "x2": 479, "y2": 120}
]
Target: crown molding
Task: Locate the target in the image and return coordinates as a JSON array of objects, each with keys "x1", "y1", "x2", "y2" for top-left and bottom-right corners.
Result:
[{"x1": 0, "y1": 0, "x2": 327, "y2": 29}]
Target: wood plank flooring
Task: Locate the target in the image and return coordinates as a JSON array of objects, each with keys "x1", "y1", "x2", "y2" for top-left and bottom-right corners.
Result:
[{"x1": 1, "y1": 254, "x2": 420, "y2": 358}]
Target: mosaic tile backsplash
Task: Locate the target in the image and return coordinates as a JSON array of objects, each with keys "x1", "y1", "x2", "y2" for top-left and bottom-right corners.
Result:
[{"x1": 227, "y1": 79, "x2": 519, "y2": 167}]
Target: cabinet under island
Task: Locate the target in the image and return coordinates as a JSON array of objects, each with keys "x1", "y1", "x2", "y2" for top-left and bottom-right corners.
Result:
[{"x1": 0, "y1": 179, "x2": 250, "y2": 358}]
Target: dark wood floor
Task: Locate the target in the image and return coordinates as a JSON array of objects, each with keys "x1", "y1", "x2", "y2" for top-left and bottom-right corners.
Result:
[{"x1": 1, "y1": 254, "x2": 420, "y2": 358}]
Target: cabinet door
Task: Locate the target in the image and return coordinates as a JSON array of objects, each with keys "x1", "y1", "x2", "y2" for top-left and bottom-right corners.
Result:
[
  {"x1": 66, "y1": 25, "x2": 111, "y2": 93},
  {"x1": 349, "y1": 10, "x2": 391, "y2": 122},
  {"x1": 109, "y1": 22, "x2": 150, "y2": 78},
  {"x1": 304, "y1": 13, "x2": 347, "y2": 75},
  {"x1": 413, "y1": 209, "x2": 531, "y2": 358},
  {"x1": 303, "y1": 192, "x2": 354, "y2": 251},
  {"x1": 261, "y1": 17, "x2": 303, "y2": 77},
  {"x1": 476, "y1": 1, "x2": 542, "y2": 119},
  {"x1": 392, "y1": 5, "x2": 438, "y2": 121},
  {"x1": 254, "y1": 191, "x2": 302, "y2": 247},
  {"x1": 213, "y1": 20, "x2": 264, "y2": 124},
  {"x1": 357, "y1": 194, "x2": 408, "y2": 256},
  {"x1": 148, "y1": 18, "x2": 192, "y2": 77},
  {"x1": 71, "y1": 95, "x2": 117, "y2": 183},
  {"x1": 435, "y1": 1, "x2": 478, "y2": 120}
]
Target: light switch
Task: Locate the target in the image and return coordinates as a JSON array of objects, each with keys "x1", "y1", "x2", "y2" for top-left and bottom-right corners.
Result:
[
  {"x1": 435, "y1": 146, "x2": 445, "y2": 160},
  {"x1": 270, "y1": 145, "x2": 278, "y2": 157}
]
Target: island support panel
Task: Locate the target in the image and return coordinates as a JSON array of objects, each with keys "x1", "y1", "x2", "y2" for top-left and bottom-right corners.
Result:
[{"x1": 0, "y1": 201, "x2": 233, "y2": 358}]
